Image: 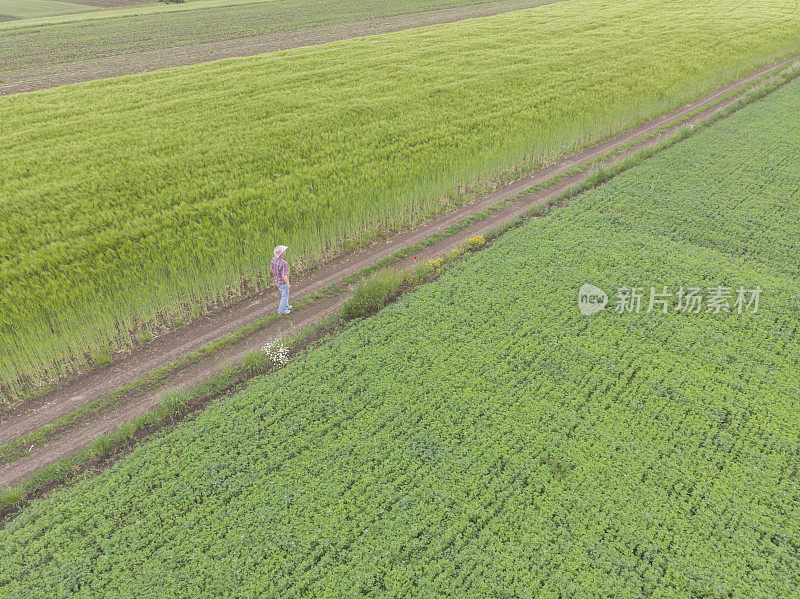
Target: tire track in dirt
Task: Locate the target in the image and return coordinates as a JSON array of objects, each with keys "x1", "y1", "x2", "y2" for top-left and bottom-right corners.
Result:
[{"x1": 1, "y1": 53, "x2": 797, "y2": 489}]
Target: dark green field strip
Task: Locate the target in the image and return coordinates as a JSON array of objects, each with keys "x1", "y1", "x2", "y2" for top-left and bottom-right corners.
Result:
[{"x1": 2, "y1": 72, "x2": 800, "y2": 596}]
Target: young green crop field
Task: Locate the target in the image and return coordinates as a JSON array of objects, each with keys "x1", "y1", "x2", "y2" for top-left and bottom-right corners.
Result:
[
  {"x1": 2, "y1": 0, "x2": 800, "y2": 401},
  {"x1": 0, "y1": 0, "x2": 276, "y2": 27},
  {"x1": 0, "y1": 0, "x2": 535, "y2": 72},
  {"x1": 0, "y1": 0, "x2": 98, "y2": 19},
  {"x1": 2, "y1": 72, "x2": 799, "y2": 597}
]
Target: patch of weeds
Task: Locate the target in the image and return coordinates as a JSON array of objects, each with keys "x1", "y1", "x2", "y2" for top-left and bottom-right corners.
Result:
[
  {"x1": 133, "y1": 412, "x2": 159, "y2": 429},
  {"x1": 241, "y1": 349, "x2": 270, "y2": 375},
  {"x1": 136, "y1": 329, "x2": 153, "y2": 345},
  {"x1": 87, "y1": 435, "x2": 115, "y2": 460},
  {"x1": 190, "y1": 373, "x2": 232, "y2": 398},
  {"x1": 89, "y1": 346, "x2": 112, "y2": 367},
  {"x1": 0, "y1": 487, "x2": 23, "y2": 510},
  {"x1": 341, "y1": 270, "x2": 402, "y2": 319},
  {"x1": 156, "y1": 390, "x2": 190, "y2": 419},
  {"x1": 220, "y1": 361, "x2": 237, "y2": 380},
  {"x1": 408, "y1": 262, "x2": 434, "y2": 284}
]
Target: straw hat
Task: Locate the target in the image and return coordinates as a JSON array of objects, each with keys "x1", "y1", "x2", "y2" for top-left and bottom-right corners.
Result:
[{"x1": 273, "y1": 245, "x2": 288, "y2": 258}]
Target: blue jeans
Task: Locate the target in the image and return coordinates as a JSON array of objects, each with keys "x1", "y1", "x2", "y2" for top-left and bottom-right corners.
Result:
[{"x1": 277, "y1": 283, "x2": 290, "y2": 313}]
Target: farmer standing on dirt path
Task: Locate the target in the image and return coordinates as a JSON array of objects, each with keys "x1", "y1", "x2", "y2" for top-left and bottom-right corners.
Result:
[{"x1": 271, "y1": 245, "x2": 292, "y2": 315}]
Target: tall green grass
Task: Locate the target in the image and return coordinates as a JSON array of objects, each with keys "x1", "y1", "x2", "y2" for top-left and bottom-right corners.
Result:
[
  {"x1": 341, "y1": 271, "x2": 402, "y2": 319},
  {"x1": 2, "y1": 0, "x2": 800, "y2": 400}
]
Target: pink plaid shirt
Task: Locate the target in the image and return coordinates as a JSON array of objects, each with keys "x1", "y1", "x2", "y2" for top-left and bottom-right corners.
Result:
[{"x1": 270, "y1": 257, "x2": 288, "y2": 287}]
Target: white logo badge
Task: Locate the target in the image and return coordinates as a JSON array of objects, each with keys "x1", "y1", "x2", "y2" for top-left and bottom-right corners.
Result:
[{"x1": 578, "y1": 283, "x2": 608, "y2": 316}]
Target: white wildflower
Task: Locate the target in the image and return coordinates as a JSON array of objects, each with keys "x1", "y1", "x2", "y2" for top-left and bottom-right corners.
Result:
[{"x1": 262, "y1": 339, "x2": 289, "y2": 366}]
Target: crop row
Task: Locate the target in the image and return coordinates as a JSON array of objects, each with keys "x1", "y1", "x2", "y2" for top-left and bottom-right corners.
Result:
[
  {"x1": 0, "y1": 0, "x2": 539, "y2": 72},
  {"x1": 1, "y1": 67, "x2": 799, "y2": 597},
  {"x1": 3, "y1": 0, "x2": 800, "y2": 399}
]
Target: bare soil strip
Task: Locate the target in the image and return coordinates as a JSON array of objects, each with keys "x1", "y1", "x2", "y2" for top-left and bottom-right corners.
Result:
[
  {"x1": 0, "y1": 0, "x2": 551, "y2": 95},
  {"x1": 1, "y1": 54, "x2": 796, "y2": 490}
]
